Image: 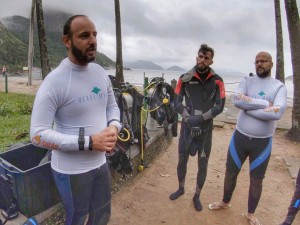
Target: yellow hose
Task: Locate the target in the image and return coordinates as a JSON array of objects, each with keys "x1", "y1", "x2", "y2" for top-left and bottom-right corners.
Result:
[
  {"x1": 118, "y1": 127, "x2": 130, "y2": 142},
  {"x1": 140, "y1": 107, "x2": 144, "y2": 164}
]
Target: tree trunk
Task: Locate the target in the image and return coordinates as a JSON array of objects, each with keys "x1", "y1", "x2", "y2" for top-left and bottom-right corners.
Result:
[
  {"x1": 114, "y1": 0, "x2": 124, "y2": 84},
  {"x1": 284, "y1": 0, "x2": 300, "y2": 142},
  {"x1": 274, "y1": 0, "x2": 285, "y2": 83},
  {"x1": 36, "y1": 0, "x2": 51, "y2": 80},
  {"x1": 27, "y1": 0, "x2": 35, "y2": 86}
]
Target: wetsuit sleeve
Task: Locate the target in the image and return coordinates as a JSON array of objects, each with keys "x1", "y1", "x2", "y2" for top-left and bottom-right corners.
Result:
[
  {"x1": 202, "y1": 78, "x2": 226, "y2": 120},
  {"x1": 246, "y1": 85, "x2": 287, "y2": 121},
  {"x1": 234, "y1": 77, "x2": 269, "y2": 110},
  {"x1": 174, "y1": 77, "x2": 190, "y2": 117},
  {"x1": 106, "y1": 82, "x2": 121, "y2": 132},
  {"x1": 30, "y1": 83, "x2": 84, "y2": 151}
]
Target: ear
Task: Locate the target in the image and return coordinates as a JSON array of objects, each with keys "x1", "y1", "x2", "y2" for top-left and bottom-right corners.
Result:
[
  {"x1": 210, "y1": 60, "x2": 214, "y2": 65},
  {"x1": 62, "y1": 35, "x2": 71, "y2": 49}
]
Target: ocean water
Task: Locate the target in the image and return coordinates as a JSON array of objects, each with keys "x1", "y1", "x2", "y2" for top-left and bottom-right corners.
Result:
[
  {"x1": 106, "y1": 69, "x2": 294, "y2": 106},
  {"x1": 33, "y1": 68, "x2": 294, "y2": 105}
]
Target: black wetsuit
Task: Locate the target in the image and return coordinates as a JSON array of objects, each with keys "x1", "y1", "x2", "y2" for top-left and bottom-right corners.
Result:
[
  {"x1": 174, "y1": 66, "x2": 225, "y2": 195},
  {"x1": 281, "y1": 169, "x2": 300, "y2": 225}
]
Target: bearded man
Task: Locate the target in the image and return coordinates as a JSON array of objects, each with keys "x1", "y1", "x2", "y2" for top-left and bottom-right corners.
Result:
[
  {"x1": 208, "y1": 52, "x2": 287, "y2": 225},
  {"x1": 30, "y1": 15, "x2": 121, "y2": 225},
  {"x1": 169, "y1": 44, "x2": 226, "y2": 211}
]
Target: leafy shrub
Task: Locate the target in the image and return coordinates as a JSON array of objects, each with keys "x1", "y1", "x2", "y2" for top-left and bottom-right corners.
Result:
[
  {"x1": 0, "y1": 103, "x2": 12, "y2": 116},
  {"x1": 16, "y1": 102, "x2": 32, "y2": 115}
]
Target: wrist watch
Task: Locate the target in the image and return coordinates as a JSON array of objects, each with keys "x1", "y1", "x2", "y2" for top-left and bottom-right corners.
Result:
[{"x1": 78, "y1": 127, "x2": 85, "y2": 151}]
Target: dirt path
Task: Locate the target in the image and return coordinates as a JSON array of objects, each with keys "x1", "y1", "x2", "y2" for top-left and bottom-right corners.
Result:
[
  {"x1": 0, "y1": 76, "x2": 41, "y2": 95},
  {"x1": 109, "y1": 124, "x2": 300, "y2": 225}
]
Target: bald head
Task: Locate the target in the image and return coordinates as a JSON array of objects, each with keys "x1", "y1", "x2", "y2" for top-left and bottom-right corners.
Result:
[{"x1": 256, "y1": 51, "x2": 272, "y2": 62}]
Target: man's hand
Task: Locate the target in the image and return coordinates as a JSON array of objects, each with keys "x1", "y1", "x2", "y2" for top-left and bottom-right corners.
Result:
[
  {"x1": 236, "y1": 93, "x2": 252, "y2": 102},
  {"x1": 186, "y1": 115, "x2": 204, "y2": 127},
  {"x1": 91, "y1": 126, "x2": 118, "y2": 152},
  {"x1": 263, "y1": 106, "x2": 280, "y2": 113}
]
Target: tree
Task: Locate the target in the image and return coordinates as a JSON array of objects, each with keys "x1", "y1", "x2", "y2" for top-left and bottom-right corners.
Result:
[
  {"x1": 274, "y1": 0, "x2": 285, "y2": 83},
  {"x1": 36, "y1": 0, "x2": 51, "y2": 79},
  {"x1": 114, "y1": 0, "x2": 124, "y2": 84},
  {"x1": 27, "y1": 0, "x2": 35, "y2": 85},
  {"x1": 284, "y1": 0, "x2": 300, "y2": 142}
]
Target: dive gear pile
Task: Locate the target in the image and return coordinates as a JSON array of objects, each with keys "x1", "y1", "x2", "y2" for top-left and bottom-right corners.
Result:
[{"x1": 107, "y1": 75, "x2": 178, "y2": 173}]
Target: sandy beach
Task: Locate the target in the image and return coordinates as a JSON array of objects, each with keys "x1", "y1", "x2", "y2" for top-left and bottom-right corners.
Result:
[{"x1": 0, "y1": 76, "x2": 42, "y2": 95}]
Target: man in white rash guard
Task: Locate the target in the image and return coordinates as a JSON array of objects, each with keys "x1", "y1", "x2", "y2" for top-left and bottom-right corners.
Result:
[
  {"x1": 208, "y1": 51, "x2": 287, "y2": 225},
  {"x1": 30, "y1": 15, "x2": 121, "y2": 225}
]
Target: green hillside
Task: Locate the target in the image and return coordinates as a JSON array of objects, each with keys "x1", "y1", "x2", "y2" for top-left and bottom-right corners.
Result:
[
  {"x1": 0, "y1": 11, "x2": 115, "y2": 72},
  {"x1": 0, "y1": 21, "x2": 27, "y2": 71}
]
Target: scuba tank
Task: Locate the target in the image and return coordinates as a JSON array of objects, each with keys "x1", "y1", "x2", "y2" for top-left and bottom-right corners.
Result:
[
  {"x1": 122, "y1": 92, "x2": 134, "y2": 131},
  {"x1": 145, "y1": 87, "x2": 158, "y2": 131}
]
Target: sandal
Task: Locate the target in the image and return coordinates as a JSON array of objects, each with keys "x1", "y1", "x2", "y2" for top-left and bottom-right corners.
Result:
[
  {"x1": 208, "y1": 202, "x2": 231, "y2": 210},
  {"x1": 246, "y1": 213, "x2": 262, "y2": 225}
]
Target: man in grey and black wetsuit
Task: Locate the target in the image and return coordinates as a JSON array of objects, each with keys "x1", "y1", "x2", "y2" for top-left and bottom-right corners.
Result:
[{"x1": 208, "y1": 51, "x2": 287, "y2": 225}]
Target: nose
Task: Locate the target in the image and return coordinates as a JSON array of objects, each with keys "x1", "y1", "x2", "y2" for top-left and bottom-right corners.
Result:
[
  {"x1": 196, "y1": 56, "x2": 204, "y2": 63},
  {"x1": 89, "y1": 34, "x2": 97, "y2": 45}
]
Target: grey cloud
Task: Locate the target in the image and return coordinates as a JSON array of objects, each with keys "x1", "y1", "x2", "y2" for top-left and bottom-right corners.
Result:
[{"x1": 1, "y1": 0, "x2": 300, "y2": 75}]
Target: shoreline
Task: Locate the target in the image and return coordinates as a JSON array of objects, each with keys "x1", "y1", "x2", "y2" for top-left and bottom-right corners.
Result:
[{"x1": 0, "y1": 75, "x2": 293, "y2": 130}]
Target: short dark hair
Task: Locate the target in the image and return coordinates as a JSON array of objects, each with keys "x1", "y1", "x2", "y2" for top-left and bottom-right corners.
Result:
[
  {"x1": 198, "y1": 44, "x2": 214, "y2": 59},
  {"x1": 63, "y1": 15, "x2": 87, "y2": 37}
]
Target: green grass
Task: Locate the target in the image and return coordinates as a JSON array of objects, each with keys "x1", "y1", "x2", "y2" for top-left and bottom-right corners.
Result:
[{"x1": 0, "y1": 92, "x2": 34, "y2": 152}]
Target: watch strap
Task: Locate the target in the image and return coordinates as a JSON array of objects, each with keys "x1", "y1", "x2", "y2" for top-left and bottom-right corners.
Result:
[
  {"x1": 89, "y1": 136, "x2": 93, "y2": 151},
  {"x1": 78, "y1": 127, "x2": 85, "y2": 151}
]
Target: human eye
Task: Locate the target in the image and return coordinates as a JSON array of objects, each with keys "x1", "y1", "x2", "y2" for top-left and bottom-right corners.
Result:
[
  {"x1": 255, "y1": 60, "x2": 269, "y2": 64},
  {"x1": 80, "y1": 33, "x2": 89, "y2": 39}
]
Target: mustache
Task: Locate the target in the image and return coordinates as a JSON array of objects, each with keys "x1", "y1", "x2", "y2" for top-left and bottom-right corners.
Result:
[
  {"x1": 86, "y1": 45, "x2": 96, "y2": 51},
  {"x1": 257, "y1": 66, "x2": 264, "y2": 70}
]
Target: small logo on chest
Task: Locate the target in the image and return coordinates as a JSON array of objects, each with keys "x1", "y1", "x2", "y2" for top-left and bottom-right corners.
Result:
[
  {"x1": 92, "y1": 87, "x2": 101, "y2": 94},
  {"x1": 189, "y1": 81, "x2": 199, "y2": 84}
]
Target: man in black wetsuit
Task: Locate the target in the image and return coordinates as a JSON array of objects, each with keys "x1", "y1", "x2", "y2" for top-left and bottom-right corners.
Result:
[{"x1": 169, "y1": 44, "x2": 226, "y2": 211}]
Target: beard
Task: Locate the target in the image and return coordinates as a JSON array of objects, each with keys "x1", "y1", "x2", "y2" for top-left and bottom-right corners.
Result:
[
  {"x1": 256, "y1": 68, "x2": 271, "y2": 78},
  {"x1": 196, "y1": 64, "x2": 209, "y2": 73},
  {"x1": 71, "y1": 42, "x2": 96, "y2": 65},
  {"x1": 196, "y1": 63, "x2": 209, "y2": 73}
]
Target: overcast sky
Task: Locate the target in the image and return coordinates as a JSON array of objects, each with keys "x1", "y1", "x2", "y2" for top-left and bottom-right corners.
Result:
[{"x1": 1, "y1": 0, "x2": 299, "y2": 76}]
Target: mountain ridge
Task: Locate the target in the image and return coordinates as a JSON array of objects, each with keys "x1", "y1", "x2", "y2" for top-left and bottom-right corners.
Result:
[
  {"x1": 0, "y1": 11, "x2": 115, "y2": 71},
  {"x1": 1, "y1": 11, "x2": 186, "y2": 72},
  {"x1": 125, "y1": 60, "x2": 186, "y2": 71}
]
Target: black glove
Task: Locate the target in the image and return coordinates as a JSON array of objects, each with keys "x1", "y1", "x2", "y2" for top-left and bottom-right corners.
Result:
[
  {"x1": 186, "y1": 115, "x2": 204, "y2": 127},
  {"x1": 190, "y1": 126, "x2": 202, "y2": 138}
]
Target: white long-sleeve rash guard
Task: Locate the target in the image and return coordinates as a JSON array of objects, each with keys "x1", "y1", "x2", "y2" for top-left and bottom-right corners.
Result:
[
  {"x1": 234, "y1": 75, "x2": 287, "y2": 138},
  {"x1": 30, "y1": 58, "x2": 121, "y2": 174}
]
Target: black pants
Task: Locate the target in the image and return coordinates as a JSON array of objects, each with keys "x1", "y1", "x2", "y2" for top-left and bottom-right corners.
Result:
[
  {"x1": 223, "y1": 129, "x2": 272, "y2": 213},
  {"x1": 286, "y1": 169, "x2": 300, "y2": 217},
  {"x1": 177, "y1": 124, "x2": 212, "y2": 195}
]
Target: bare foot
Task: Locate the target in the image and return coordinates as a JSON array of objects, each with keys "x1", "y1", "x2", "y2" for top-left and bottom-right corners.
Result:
[
  {"x1": 208, "y1": 201, "x2": 231, "y2": 210},
  {"x1": 246, "y1": 213, "x2": 262, "y2": 225}
]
